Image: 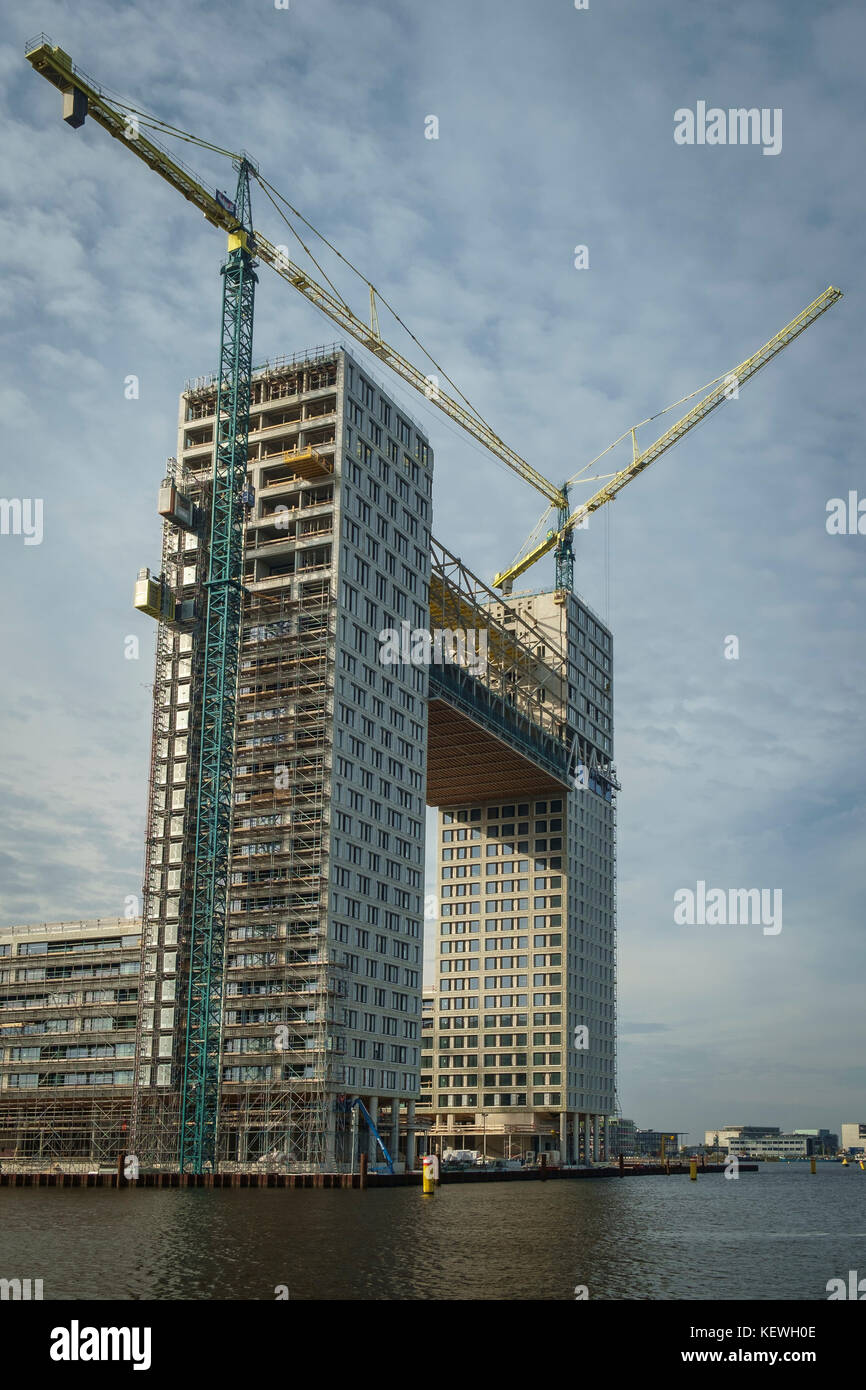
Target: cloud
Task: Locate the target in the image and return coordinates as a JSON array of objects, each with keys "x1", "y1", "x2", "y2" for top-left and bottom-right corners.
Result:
[{"x1": 619, "y1": 1022, "x2": 671, "y2": 1035}]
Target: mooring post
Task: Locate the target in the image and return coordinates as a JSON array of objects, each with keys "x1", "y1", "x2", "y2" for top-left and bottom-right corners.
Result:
[{"x1": 422, "y1": 1154, "x2": 436, "y2": 1197}]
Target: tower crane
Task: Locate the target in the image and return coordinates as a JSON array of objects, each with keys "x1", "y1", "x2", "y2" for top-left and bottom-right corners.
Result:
[
  {"x1": 493, "y1": 285, "x2": 842, "y2": 595},
  {"x1": 26, "y1": 34, "x2": 843, "y2": 1173},
  {"x1": 26, "y1": 36, "x2": 262, "y2": 1171},
  {"x1": 24, "y1": 36, "x2": 562, "y2": 511},
  {"x1": 176, "y1": 154, "x2": 256, "y2": 1175}
]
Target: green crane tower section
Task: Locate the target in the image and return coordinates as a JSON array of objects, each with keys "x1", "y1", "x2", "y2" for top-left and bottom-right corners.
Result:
[
  {"x1": 179, "y1": 160, "x2": 258, "y2": 1172},
  {"x1": 23, "y1": 37, "x2": 262, "y2": 1173}
]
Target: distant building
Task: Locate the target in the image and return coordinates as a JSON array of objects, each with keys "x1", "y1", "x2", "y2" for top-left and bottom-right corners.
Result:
[
  {"x1": 793, "y1": 1128, "x2": 838, "y2": 1155},
  {"x1": 704, "y1": 1125, "x2": 779, "y2": 1152},
  {"x1": 705, "y1": 1127, "x2": 838, "y2": 1160},
  {"x1": 736, "y1": 1133, "x2": 816, "y2": 1160},
  {"x1": 841, "y1": 1122, "x2": 866, "y2": 1153},
  {"x1": 607, "y1": 1117, "x2": 636, "y2": 1156},
  {"x1": 634, "y1": 1128, "x2": 679, "y2": 1157},
  {"x1": 0, "y1": 918, "x2": 141, "y2": 1162}
]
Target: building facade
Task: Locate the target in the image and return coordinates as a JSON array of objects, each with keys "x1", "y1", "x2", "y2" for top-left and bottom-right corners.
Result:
[
  {"x1": 736, "y1": 1133, "x2": 815, "y2": 1160},
  {"x1": 421, "y1": 590, "x2": 617, "y2": 1164},
  {"x1": 793, "y1": 1128, "x2": 838, "y2": 1154},
  {"x1": 607, "y1": 1116, "x2": 637, "y2": 1156},
  {"x1": 704, "y1": 1125, "x2": 780, "y2": 1151},
  {"x1": 0, "y1": 918, "x2": 141, "y2": 1162},
  {"x1": 704, "y1": 1126, "x2": 835, "y2": 1159},
  {"x1": 134, "y1": 345, "x2": 432, "y2": 1171},
  {"x1": 634, "y1": 1128, "x2": 679, "y2": 1157}
]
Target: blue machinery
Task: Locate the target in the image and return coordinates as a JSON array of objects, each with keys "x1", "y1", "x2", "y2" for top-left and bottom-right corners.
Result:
[{"x1": 341, "y1": 1098, "x2": 395, "y2": 1175}]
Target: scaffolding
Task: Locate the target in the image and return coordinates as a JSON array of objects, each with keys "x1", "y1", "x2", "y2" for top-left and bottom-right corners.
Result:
[
  {"x1": 429, "y1": 538, "x2": 569, "y2": 741},
  {"x1": 0, "y1": 1092, "x2": 130, "y2": 1164},
  {"x1": 133, "y1": 354, "x2": 346, "y2": 1172},
  {"x1": 0, "y1": 920, "x2": 141, "y2": 1164},
  {"x1": 131, "y1": 454, "x2": 200, "y2": 1167},
  {"x1": 217, "y1": 583, "x2": 341, "y2": 1171}
]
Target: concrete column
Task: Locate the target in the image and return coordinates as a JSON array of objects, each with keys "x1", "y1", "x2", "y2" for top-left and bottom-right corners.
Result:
[
  {"x1": 324, "y1": 1102, "x2": 337, "y2": 1171},
  {"x1": 585, "y1": 1114, "x2": 593, "y2": 1166},
  {"x1": 406, "y1": 1100, "x2": 416, "y2": 1171},
  {"x1": 559, "y1": 1112, "x2": 569, "y2": 1166},
  {"x1": 390, "y1": 1100, "x2": 400, "y2": 1168},
  {"x1": 593, "y1": 1114, "x2": 601, "y2": 1163},
  {"x1": 367, "y1": 1096, "x2": 378, "y2": 1165}
]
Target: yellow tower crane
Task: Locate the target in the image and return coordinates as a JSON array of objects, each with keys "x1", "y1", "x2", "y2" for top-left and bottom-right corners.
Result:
[{"x1": 494, "y1": 285, "x2": 843, "y2": 595}]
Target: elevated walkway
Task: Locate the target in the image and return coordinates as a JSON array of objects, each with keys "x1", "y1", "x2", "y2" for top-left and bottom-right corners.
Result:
[{"x1": 426, "y1": 539, "x2": 572, "y2": 805}]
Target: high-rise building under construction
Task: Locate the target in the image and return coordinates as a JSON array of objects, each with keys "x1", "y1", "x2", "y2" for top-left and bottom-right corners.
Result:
[
  {"x1": 133, "y1": 342, "x2": 617, "y2": 1173},
  {"x1": 134, "y1": 345, "x2": 432, "y2": 1170}
]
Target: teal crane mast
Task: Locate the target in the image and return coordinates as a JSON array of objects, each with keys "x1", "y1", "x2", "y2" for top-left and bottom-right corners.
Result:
[
  {"x1": 23, "y1": 36, "x2": 260, "y2": 1173},
  {"x1": 179, "y1": 160, "x2": 257, "y2": 1172}
]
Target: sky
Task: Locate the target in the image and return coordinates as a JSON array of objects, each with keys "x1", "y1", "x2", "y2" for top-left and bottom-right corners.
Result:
[{"x1": 0, "y1": 0, "x2": 863, "y2": 1146}]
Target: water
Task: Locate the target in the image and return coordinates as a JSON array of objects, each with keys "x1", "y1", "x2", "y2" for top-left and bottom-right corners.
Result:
[{"x1": 2, "y1": 1164, "x2": 865, "y2": 1300}]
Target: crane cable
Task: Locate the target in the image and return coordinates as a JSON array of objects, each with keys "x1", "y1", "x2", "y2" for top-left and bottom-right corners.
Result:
[
  {"x1": 503, "y1": 363, "x2": 737, "y2": 576},
  {"x1": 565, "y1": 369, "x2": 733, "y2": 491},
  {"x1": 107, "y1": 99, "x2": 497, "y2": 438},
  {"x1": 253, "y1": 172, "x2": 495, "y2": 434},
  {"x1": 105, "y1": 93, "x2": 728, "y2": 573},
  {"x1": 254, "y1": 177, "x2": 356, "y2": 320},
  {"x1": 103, "y1": 98, "x2": 239, "y2": 162},
  {"x1": 507, "y1": 374, "x2": 741, "y2": 580}
]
